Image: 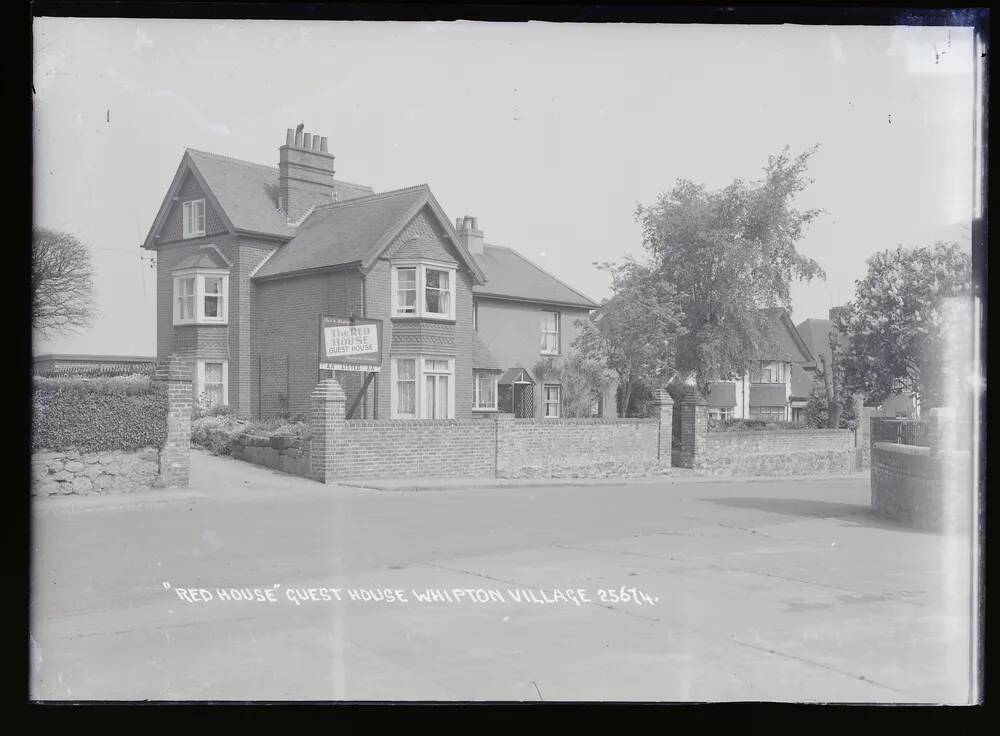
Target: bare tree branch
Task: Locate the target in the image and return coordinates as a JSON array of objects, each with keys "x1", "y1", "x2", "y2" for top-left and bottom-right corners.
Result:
[{"x1": 32, "y1": 227, "x2": 94, "y2": 335}]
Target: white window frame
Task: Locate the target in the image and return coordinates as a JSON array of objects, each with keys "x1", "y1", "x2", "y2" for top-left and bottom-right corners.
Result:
[
  {"x1": 390, "y1": 260, "x2": 457, "y2": 321},
  {"x1": 472, "y1": 370, "x2": 498, "y2": 412},
  {"x1": 195, "y1": 359, "x2": 228, "y2": 408},
  {"x1": 390, "y1": 355, "x2": 456, "y2": 419},
  {"x1": 541, "y1": 311, "x2": 561, "y2": 355},
  {"x1": 543, "y1": 384, "x2": 561, "y2": 418},
  {"x1": 182, "y1": 199, "x2": 206, "y2": 239},
  {"x1": 172, "y1": 269, "x2": 229, "y2": 326}
]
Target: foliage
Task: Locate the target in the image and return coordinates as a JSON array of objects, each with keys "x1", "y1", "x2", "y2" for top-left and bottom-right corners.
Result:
[
  {"x1": 803, "y1": 385, "x2": 859, "y2": 431},
  {"x1": 634, "y1": 145, "x2": 825, "y2": 385},
  {"x1": 532, "y1": 354, "x2": 616, "y2": 418},
  {"x1": 573, "y1": 258, "x2": 682, "y2": 416},
  {"x1": 32, "y1": 227, "x2": 94, "y2": 335},
  {"x1": 32, "y1": 375, "x2": 168, "y2": 451},
  {"x1": 193, "y1": 402, "x2": 233, "y2": 420},
  {"x1": 708, "y1": 417, "x2": 816, "y2": 432},
  {"x1": 832, "y1": 242, "x2": 972, "y2": 409},
  {"x1": 191, "y1": 415, "x2": 310, "y2": 456}
]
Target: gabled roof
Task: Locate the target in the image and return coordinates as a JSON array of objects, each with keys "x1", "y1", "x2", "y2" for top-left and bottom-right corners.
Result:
[
  {"x1": 472, "y1": 245, "x2": 598, "y2": 309},
  {"x1": 142, "y1": 149, "x2": 375, "y2": 248},
  {"x1": 795, "y1": 318, "x2": 834, "y2": 370},
  {"x1": 498, "y1": 366, "x2": 535, "y2": 385},
  {"x1": 757, "y1": 308, "x2": 814, "y2": 363},
  {"x1": 172, "y1": 245, "x2": 231, "y2": 271},
  {"x1": 253, "y1": 184, "x2": 487, "y2": 283}
]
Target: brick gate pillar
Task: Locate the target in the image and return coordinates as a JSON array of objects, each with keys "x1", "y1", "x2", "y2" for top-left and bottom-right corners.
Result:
[
  {"x1": 652, "y1": 388, "x2": 674, "y2": 465},
  {"x1": 310, "y1": 378, "x2": 346, "y2": 484},
  {"x1": 155, "y1": 354, "x2": 192, "y2": 488},
  {"x1": 676, "y1": 385, "x2": 708, "y2": 468}
]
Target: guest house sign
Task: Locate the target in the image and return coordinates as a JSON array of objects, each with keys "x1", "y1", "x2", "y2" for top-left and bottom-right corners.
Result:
[{"x1": 319, "y1": 315, "x2": 383, "y2": 372}]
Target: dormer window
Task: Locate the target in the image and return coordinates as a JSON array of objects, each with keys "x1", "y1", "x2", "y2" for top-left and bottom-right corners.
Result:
[
  {"x1": 173, "y1": 269, "x2": 228, "y2": 325},
  {"x1": 182, "y1": 199, "x2": 206, "y2": 238},
  {"x1": 391, "y1": 261, "x2": 456, "y2": 320}
]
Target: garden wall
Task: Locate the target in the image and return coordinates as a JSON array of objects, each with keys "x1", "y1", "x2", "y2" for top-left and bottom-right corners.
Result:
[
  {"x1": 699, "y1": 429, "x2": 856, "y2": 476},
  {"x1": 31, "y1": 355, "x2": 192, "y2": 496},
  {"x1": 871, "y1": 443, "x2": 972, "y2": 532}
]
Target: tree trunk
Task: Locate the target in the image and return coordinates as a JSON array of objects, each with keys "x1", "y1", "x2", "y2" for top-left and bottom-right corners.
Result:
[{"x1": 820, "y1": 354, "x2": 842, "y2": 428}]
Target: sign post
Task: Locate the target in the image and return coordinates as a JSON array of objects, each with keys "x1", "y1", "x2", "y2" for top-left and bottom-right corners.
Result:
[{"x1": 319, "y1": 315, "x2": 384, "y2": 419}]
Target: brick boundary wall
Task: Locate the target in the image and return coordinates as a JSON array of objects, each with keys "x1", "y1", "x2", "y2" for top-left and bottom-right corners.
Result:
[{"x1": 871, "y1": 443, "x2": 972, "y2": 532}]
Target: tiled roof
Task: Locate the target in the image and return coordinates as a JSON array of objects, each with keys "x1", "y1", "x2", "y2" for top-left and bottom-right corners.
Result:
[
  {"x1": 757, "y1": 308, "x2": 814, "y2": 363},
  {"x1": 253, "y1": 186, "x2": 428, "y2": 279},
  {"x1": 790, "y1": 363, "x2": 817, "y2": 399},
  {"x1": 172, "y1": 245, "x2": 231, "y2": 271},
  {"x1": 795, "y1": 318, "x2": 834, "y2": 370},
  {"x1": 749, "y1": 383, "x2": 787, "y2": 407},
  {"x1": 472, "y1": 334, "x2": 502, "y2": 371},
  {"x1": 185, "y1": 149, "x2": 374, "y2": 239},
  {"x1": 472, "y1": 245, "x2": 598, "y2": 309},
  {"x1": 705, "y1": 381, "x2": 736, "y2": 408},
  {"x1": 498, "y1": 366, "x2": 535, "y2": 385}
]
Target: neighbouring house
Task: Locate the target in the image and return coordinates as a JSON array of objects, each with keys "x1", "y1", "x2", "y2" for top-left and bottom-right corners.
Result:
[
  {"x1": 141, "y1": 126, "x2": 605, "y2": 420},
  {"x1": 699, "y1": 307, "x2": 816, "y2": 422},
  {"x1": 33, "y1": 353, "x2": 158, "y2": 377},
  {"x1": 796, "y1": 308, "x2": 918, "y2": 419}
]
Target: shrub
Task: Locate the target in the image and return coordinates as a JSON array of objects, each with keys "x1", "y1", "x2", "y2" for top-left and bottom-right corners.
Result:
[
  {"x1": 194, "y1": 403, "x2": 233, "y2": 420},
  {"x1": 190, "y1": 415, "x2": 311, "y2": 455},
  {"x1": 32, "y1": 375, "x2": 168, "y2": 451},
  {"x1": 708, "y1": 417, "x2": 813, "y2": 432}
]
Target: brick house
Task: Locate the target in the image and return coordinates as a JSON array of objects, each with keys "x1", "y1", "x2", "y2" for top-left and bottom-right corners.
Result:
[
  {"x1": 141, "y1": 127, "x2": 604, "y2": 420},
  {"x1": 700, "y1": 307, "x2": 816, "y2": 422}
]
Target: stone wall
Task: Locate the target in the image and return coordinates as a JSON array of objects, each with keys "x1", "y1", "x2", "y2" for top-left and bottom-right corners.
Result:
[
  {"x1": 699, "y1": 429, "x2": 856, "y2": 476},
  {"x1": 31, "y1": 448, "x2": 160, "y2": 496},
  {"x1": 231, "y1": 432, "x2": 311, "y2": 478}
]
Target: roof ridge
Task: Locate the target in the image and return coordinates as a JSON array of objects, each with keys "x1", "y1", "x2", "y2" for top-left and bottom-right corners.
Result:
[
  {"x1": 307, "y1": 183, "x2": 429, "y2": 215},
  {"x1": 483, "y1": 243, "x2": 598, "y2": 307}
]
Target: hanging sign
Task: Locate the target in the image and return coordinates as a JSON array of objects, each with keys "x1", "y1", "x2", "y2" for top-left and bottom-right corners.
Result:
[{"x1": 319, "y1": 315, "x2": 383, "y2": 372}]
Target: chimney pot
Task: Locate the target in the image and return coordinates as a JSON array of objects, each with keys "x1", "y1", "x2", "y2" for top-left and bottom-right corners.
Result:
[
  {"x1": 313, "y1": 135, "x2": 321, "y2": 151},
  {"x1": 286, "y1": 128, "x2": 295, "y2": 146},
  {"x1": 295, "y1": 129, "x2": 304, "y2": 147},
  {"x1": 456, "y1": 217, "x2": 463, "y2": 231},
  {"x1": 320, "y1": 136, "x2": 328, "y2": 153},
  {"x1": 303, "y1": 132, "x2": 312, "y2": 150},
  {"x1": 470, "y1": 217, "x2": 478, "y2": 231}
]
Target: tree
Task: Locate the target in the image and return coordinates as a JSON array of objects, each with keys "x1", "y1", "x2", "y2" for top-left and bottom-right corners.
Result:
[
  {"x1": 533, "y1": 353, "x2": 615, "y2": 418},
  {"x1": 634, "y1": 146, "x2": 826, "y2": 387},
  {"x1": 32, "y1": 227, "x2": 94, "y2": 335},
  {"x1": 573, "y1": 258, "x2": 682, "y2": 416},
  {"x1": 832, "y1": 242, "x2": 972, "y2": 410},
  {"x1": 803, "y1": 382, "x2": 858, "y2": 431}
]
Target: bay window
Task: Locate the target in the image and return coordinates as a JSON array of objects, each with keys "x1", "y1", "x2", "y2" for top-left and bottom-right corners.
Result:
[
  {"x1": 173, "y1": 270, "x2": 229, "y2": 325},
  {"x1": 391, "y1": 355, "x2": 455, "y2": 419},
  {"x1": 391, "y1": 261, "x2": 457, "y2": 320}
]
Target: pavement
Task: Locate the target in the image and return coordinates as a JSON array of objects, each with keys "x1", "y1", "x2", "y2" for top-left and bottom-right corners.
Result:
[{"x1": 29, "y1": 449, "x2": 977, "y2": 702}]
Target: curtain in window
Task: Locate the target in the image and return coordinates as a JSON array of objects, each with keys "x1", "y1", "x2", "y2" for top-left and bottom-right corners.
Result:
[
  {"x1": 397, "y1": 359, "x2": 416, "y2": 414},
  {"x1": 203, "y1": 362, "x2": 224, "y2": 406},
  {"x1": 425, "y1": 269, "x2": 451, "y2": 314}
]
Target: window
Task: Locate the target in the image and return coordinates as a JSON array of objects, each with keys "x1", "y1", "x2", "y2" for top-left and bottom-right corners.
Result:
[
  {"x1": 395, "y1": 358, "x2": 416, "y2": 417},
  {"x1": 473, "y1": 370, "x2": 498, "y2": 411},
  {"x1": 750, "y1": 407, "x2": 785, "y2": 421},
  {"x1": 391, "y1": 356, "x2": 455, "y2": 419},
  {"x1": 709, "y1": 407, "x2": 734, "y2": 421},
  {"x1": 424, "y1": 358, "x2": 451, "y2": 419},
  {"x1": 196, "y1": 360, "x2": 228, "y2": 409},
  {"x1": 590, "y1": 392, "x2": 603, "y2": 417},
  {"x1": 182, "y1": 199, "x2": 206, "y2": 239},
  {"x1": 173, "y1": 271, "x2": 228, "y2": 325},
  {"x1": 541, "y1": 311, "x2": 561, "y2": 354},
  {"x1": 391, "y1": 262, "x2": 456, "y2": 320},
  {"x1": 543, "y1": 384, "x2": 561, "y2": 418},
  {"x1": 176, "y1": 277, "x2": 195, "y2": 321},
  {"x1": 396, "y1": 268, "x2": 417, "y2": 314}
]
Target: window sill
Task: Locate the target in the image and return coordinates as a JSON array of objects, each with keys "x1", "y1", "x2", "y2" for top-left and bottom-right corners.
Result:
[
  {"x1": 182, "y1": 232, "x2": 207, "y2": 240},
  {"x1": 540, "y1": 351, "x2": 562, "y2": 357},
  {"x1": 472, "y1": 407, "x2": 498, "y2": 413},
  {"x1": 391, "y1": 315, "x2": 457, "y2": 324},
  {"x1": 173, "y1": 320, "x2": 229, "y2": 327}
]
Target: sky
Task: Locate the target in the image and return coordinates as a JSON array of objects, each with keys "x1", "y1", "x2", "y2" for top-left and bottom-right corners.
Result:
[{"x1": 32, "y1": 18, "x2": 978, "y2": 356}]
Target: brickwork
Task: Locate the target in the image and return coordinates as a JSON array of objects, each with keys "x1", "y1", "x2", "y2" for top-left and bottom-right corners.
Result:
[
  {"x1": 495, "y1": 415, "x2": 659, "y2": 477},
  {"x1": 234, "y1": 236, "x2": 279, "y2": 415},
  {"x1": 651, "y1": 389, "x2": 674, "y2": 463},
  {"x1": 157, "y1": 173, "x2": 228, "y2": 244},
  {"x1": 674, "y1": 387, "x2": 708, "y2": 469},
  {"x1": 309, "y1": 379, "x2": 346, "y2": 483},
  {"x1": 871, "y1": 442, "x2": 972, "y2": 532},
  {"x1": 154, "y1": 355, "x2": 193, "y2": 488}
]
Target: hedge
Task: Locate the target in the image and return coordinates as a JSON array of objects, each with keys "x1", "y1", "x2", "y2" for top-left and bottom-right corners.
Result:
[
  {"x1": 32, "y1": 375, "x2": 169, "y2": 452},
  {"x1": 191, "y1": 415, "x2": 310, "y2": 456},
  {"x1": 708, "y1": 418, "x2": 813, "y2": 432}
]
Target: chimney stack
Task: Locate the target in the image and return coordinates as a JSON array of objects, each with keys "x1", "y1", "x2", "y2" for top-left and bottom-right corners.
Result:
[
  {"x1": 279, "y1": 126, "x2": 336, "y2": 223},
  {"x1": 456, "y1": 215, "x2": 484, "y2": 256}
]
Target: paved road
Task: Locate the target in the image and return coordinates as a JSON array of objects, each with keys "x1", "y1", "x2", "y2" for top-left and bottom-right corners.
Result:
[{"x1": 30, "y1": 451, "x2": 976, "y2": 702}]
